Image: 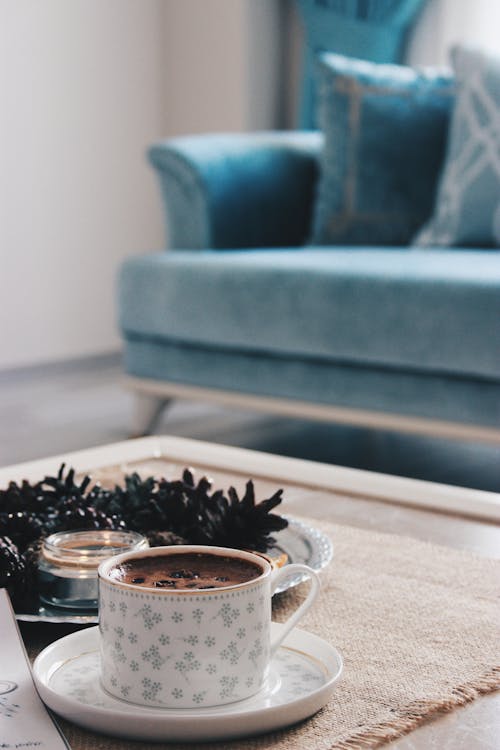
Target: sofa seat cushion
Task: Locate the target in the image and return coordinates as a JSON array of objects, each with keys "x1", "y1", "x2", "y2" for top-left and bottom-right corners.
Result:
[{"x1": 119, "y1": 248, "x2": 500, "y2": 381}]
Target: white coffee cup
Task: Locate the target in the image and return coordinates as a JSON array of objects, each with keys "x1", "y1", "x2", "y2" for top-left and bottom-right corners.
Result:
[{"x1": 98, "y1": 545, "x2": 320, "y2": 708}]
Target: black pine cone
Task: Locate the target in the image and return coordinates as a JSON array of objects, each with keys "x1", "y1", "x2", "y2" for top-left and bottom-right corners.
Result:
[
  {"x1": 116, "y1": 473, "x2": 169, "y2": 532},
  {"x1": 55, "y1": 500, "x2": 126, "y2": 532},
  {"x1": 192, "y1": 480, "x2": 288, "y2": 551},
  {"x1": 0, "y1": 536, "x2": 27, "y2": 604},
  {"x1": 41, "y1": 463, "x2": 93, "y2": 504},
  {"x1": 23, "y1": 536, "x2": 44, "y2": 572},
  {"x1": 146, "y1": 530, "x2": 187, "y2": 548},
  {"x1": 152, "y1": 469, "x2": 212, "y2": 540},
  {"x1": 22, "y1": 537, "x2": 45, "y2": 602},
  {"x1": 0, "y1": 479, "x2": 46, "y2": 514},
  {"x1": 0, "y1": 512, "x2": 44, "y2": 552}
]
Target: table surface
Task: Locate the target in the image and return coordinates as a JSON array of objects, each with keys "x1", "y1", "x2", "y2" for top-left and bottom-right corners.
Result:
[{"x1": 6, "y1": 435, "x2": 500, "y2": 750}]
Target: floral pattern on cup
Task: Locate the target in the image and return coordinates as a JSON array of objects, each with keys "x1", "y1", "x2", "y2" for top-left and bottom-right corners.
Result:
[{"x1": 100, "y1": 579, "x2": 269, "y2": 707}]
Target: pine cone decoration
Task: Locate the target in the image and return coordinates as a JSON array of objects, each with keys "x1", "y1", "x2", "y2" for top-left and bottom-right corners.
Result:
[
  {"x1": 41, "y1": 463, "x2": 92, "y2": 504},
  {"x1": 152, "y1": 469, "x2": 212, "y2": 540},
  {"x1": 145, "y1": 530, "x2": 188, "y2": 548},
  {"x1": 0, "y1": 511, "x2": 44, "y2": 551},
  {"x1": 0, "y1": 462, "x2": 289, "y2": 612},
  {"x1": 0, "y1": 479, "x2": 45, "y2": 514},
  {"x1": 0, "y1": 536, "x2": 27, "y2": 604},
  {"x1": 22, "y1": 537, "x2": 45, "y2": 602},
  {"x1": 23, "y1": 536, "x2": 44, "y2": 573},
  {"x1": 0, "y1": 465, "x2": 288, "y2": 552},
  {"x1": 55, "y1": 500, "x2": 126, "y2": 532},
  {"x1": 192, "y1": 480, "x2": 288, "y2": 551},
  {"x1": 117, "y1": 473, "x2": 169, "y2": 532}
]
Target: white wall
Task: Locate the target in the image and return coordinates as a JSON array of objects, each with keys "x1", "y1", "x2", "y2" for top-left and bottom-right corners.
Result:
[
  {"x1": 1, "y1": 0, "x2": 166, "y2": 369},
  {"x1": 160, "y1": 0, "x2": 283, "y2": 136},
  {"x1": 407, "y1": 0, "x2": 500, "y2": 66},
  {"x1": 160, "y1": 0, "x2": 248, "y2": 135},
  {"x1": 0, "y1": 0, "x2": 282, "y2": 370}
]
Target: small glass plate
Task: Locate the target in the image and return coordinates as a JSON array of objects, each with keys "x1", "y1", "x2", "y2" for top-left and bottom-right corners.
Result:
[{"x1": 15, "y1": 517, "x2": 333, "y2": 624}]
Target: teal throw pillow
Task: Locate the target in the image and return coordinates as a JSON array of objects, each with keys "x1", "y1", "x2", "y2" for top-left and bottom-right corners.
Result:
[
  {"x1": 414, "y1": 46, "x2": 500, "y2": 248},
  {"x1": 311, "y1": 53, "x2": 454, "y2": 246}
]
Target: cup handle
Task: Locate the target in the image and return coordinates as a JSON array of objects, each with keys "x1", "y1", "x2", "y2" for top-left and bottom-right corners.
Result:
[{"x1": 269, "y1": 564, "x2": 320, "y2": 658}]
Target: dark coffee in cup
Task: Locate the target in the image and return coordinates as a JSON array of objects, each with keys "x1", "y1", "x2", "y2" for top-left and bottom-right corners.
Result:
[{"x1": 108, "y1": 551, "x2": 263, "y2": 590}]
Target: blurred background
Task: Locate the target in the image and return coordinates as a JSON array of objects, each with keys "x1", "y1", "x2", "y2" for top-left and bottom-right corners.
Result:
[{"x1": 1, "y1": 0, "x2": 499, "y2": 491}]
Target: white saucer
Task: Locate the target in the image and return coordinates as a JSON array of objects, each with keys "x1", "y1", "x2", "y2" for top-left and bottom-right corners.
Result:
[{"x1": 33, "y1": 623, "x2": 343, "y2": 742}]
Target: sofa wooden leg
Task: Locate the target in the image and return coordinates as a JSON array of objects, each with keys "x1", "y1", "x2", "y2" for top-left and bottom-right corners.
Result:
[{"x1": 129, "y1": 393, "x2": 171, "y2": 437}]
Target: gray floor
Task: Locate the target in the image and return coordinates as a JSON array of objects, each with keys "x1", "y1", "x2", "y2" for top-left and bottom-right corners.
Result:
[{"x1": 0, "y1": 354, "x2": 499, "y2": 492}]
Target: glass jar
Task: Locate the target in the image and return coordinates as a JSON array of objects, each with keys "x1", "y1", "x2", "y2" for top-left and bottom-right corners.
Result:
[{"x1": 38, "y1": 529, "x2": 148, "y2": 610}]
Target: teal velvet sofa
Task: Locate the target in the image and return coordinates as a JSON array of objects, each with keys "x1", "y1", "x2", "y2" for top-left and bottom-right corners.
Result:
[{"x1": 118, "y1": 132, "x2": 500, "y2": 442}]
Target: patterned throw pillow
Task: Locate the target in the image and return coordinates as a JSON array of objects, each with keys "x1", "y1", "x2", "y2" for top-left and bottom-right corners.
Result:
[
  {"x1": 414, "y1": 46, "x2": 500, "y2": 248},
  {"x1": 311, "y1": 53, "x2": 454, "y2": 246}
]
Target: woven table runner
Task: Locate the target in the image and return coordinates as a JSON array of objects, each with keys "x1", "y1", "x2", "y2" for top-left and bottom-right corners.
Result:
[{"x1": 53, "y1": 518, "x2": 500, "y2": 750}]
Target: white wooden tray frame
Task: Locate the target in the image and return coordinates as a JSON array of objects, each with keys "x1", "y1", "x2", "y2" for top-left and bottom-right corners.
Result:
[{"x1": 1, "y1": 435, "x2": 498, "y2": 522}]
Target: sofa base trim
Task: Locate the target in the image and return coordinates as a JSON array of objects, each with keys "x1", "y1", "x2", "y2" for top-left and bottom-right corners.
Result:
[{"x1": 123, "y1": 375, "x2": 500, "y2": 446}]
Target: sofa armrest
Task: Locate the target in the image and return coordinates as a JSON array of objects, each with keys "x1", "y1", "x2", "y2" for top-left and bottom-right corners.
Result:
[{"x1": 148, "y1": 131, "x2": 322, "y2": 250}]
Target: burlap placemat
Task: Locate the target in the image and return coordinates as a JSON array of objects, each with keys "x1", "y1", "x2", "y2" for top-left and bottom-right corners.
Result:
[{"x1": 51, "y1": 518, "x2": 500, "y2": 750}]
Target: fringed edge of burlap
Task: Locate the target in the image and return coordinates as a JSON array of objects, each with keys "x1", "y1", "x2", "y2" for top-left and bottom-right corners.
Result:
[{"x1": 333, "y1": 666, "x2": 500, "y2": 750}]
